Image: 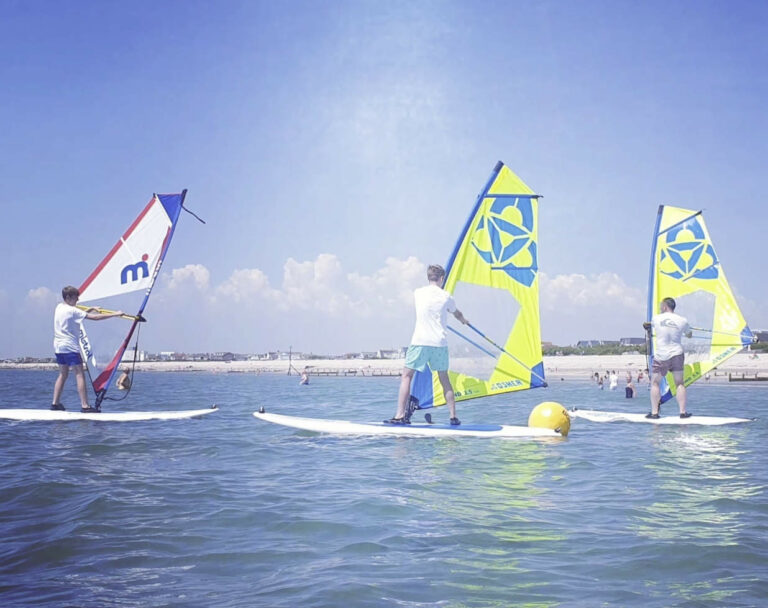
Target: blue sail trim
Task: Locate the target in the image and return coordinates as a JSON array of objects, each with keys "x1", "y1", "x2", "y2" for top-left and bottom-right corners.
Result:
[
  {"x1": 530, "y1": 362, "x2": 546, "y2": 389},
  {"x1": 410, "y1": 364, "x2": 435, "y2": 409},
  {"x1": 647, "y1": 205, "x2": 672, "y2": 403}
]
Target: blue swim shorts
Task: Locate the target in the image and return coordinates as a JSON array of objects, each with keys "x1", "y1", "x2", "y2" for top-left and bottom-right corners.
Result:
[
  {"x1": 55, "y1": 352, "x2": 83, "y2": 366},
  {"x1": 405, "y1": 345, "x2": 449, "y2": 372}
]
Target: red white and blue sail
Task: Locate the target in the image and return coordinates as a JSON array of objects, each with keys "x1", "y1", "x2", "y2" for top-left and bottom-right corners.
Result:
[{"x1": 78, "y1": 191, "x2": 187, "y2": 406}]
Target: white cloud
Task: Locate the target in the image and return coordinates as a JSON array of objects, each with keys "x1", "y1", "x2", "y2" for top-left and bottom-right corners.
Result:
[
  {"x1": 214, "y1": 268, "x2": 274, "y2": 303},
  {"x1": 166, "y1": 264, "x2": 211, "y2": 291},
  {"x1": 539, "y1": 272, "x2": 645, "y2": 344},
  {"x1": 25, "y1": 286, "x2": 57, "y2": 310},
  {"x1": 141, "y1": 255, "x2": 425, "y2": 352},
  {"x1": 280, "y1": 254, "x2": 348, "y2": 313},
  {"x1": 205, "y1": 254, "x2": 425, "y2": 317},
  {"x1": 540, "y1": 272, "x2": 644, "y2": 313},
  {"x1": 347, "y1": 256, "x2": 425, "y2": 315}
]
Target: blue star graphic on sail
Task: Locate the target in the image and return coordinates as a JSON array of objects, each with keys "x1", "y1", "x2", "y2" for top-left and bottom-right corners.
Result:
[
  {"x1": 659, "y1": 217, "x2": 719, "y2": 281},
  {"x1": 471, "y1": 196, "x2": 538, "y2": 287}
]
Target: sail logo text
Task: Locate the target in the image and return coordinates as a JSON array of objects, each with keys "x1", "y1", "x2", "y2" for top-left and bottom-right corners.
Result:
[
  {"x1": 79, "y1": 330, "x2": 92, "y2": 360},
  {"x1": 471, "y1": 196, "x2": 538, "y2": 287},
  {"x1": 121, "y1": 254, "x2": 150, "y2": 285}
]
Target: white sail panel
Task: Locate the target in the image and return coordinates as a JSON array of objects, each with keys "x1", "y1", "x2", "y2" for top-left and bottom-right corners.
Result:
[{"x1": 79, "y1": 196, "x2": 174, "y2": 303}]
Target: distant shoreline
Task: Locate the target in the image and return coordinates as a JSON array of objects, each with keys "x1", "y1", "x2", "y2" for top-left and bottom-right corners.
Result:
[{"x1": 2, "y1": 353, "x2": 766, "y2": 383}]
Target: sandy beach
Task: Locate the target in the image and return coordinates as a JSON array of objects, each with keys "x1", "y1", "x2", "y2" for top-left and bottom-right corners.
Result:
[{"x1": 3, "y1": 353, "x2": 766, "y2": 383}]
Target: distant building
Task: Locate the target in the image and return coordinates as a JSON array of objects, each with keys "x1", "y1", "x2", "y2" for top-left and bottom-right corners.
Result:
[
  {"x1": 377, "y1": 348, "x2": 405, "y2": 359},
  {"x1": 576, "y1": 340, "x2": 602, "y2": 348},
  {"x1": 754, "y1": 329, "x2": 768, "y2": 343},
  {"x1": 620, "y1": 337, "x2": 645, "y2": 346},
  {"x1": 576, "y1": 340, "x2": 620, "y2": 348}
]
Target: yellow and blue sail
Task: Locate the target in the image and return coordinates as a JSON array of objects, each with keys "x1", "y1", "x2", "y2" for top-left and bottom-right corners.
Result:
[
  {"x1": 648, "y1": 205, "x2": 754, "y2": 403},
  {"x1": 410, "y1": 162, "x2": 546, "y2": 409}
]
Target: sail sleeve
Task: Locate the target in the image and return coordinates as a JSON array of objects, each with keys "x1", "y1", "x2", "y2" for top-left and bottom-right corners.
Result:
[
  {"x1": 77, "y1": 192, "x2": 187, "y2": 401},
  {"x1": 409, "y1": 162, "x2": 545, "y2": 410},
  {"x1": 648, "y1": 205, "x2": 754, "y2": 403}
]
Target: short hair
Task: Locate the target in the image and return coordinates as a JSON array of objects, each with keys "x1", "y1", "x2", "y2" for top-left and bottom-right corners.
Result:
[
  {"x1": 662, "y1": 297, "x2": 676, "y2": 311},
  {"x1": 427, "y1": 264, "x2": 446, "y2": 281},
  {"x1": 62, "y1": 285, "x2": 80, "y2": 300}
]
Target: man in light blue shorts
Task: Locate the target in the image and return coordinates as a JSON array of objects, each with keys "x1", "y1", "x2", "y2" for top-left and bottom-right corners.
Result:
[{"x1": 387, "y1": 264, "x2": 468, "y2": 425}]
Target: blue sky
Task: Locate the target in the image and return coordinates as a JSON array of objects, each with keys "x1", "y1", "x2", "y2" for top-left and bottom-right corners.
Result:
[{"x1": 1, "y1": 0, "x2": 766, "y2": 357}]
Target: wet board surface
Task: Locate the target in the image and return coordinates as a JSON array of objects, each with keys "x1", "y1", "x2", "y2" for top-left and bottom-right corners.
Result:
[
  {"x1": 0, "y1": 406, "x2": 218, "y2": 422},
  {"x1": 570, "y1": 409, "x2": 754, "y2": 426},
  {"x1": 253, "y1": 410, "x2": 563, "y2": 438}
]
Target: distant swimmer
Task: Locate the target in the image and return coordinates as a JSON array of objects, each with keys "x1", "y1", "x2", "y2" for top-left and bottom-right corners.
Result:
[
  {"x1": 643, "y1": 297, "x2": 692, "y2": 419},
  {"x1": 625, "y1": 379, "x2": 635, "y2": 398},
  {"x1": 52, "y1": 286, "x2": 124, "y2": 412},
  {"x1": 116, "y1": 368, "x2": 131, "y2": 391},
  {"x1": 300, "y1": 367, "x2": 310, "y2": 385},
  {"x1": 386, "y1": 264, "x2": 468, "y2": 425},
  {"x1": 609, "y1": 371, "x2": 618, "y2": 390}
]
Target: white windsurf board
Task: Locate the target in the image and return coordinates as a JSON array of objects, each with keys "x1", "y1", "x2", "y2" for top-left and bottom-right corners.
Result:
[
  {"x1": 253, "y1": 410, "x2": 563, "y2": 438},
  {"x1": 570, "y1": 409, "x2": 753, "y2": 426},
  {"x1": 0, "y1": 406, "x2": 218, "y2": 422}
]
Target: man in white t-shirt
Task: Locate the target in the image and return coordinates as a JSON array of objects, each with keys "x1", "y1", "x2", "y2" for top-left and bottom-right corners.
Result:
[
  {"x1": 643, "y1": 297, "x2": 692, "y2": 419},
  {"x1": 51, "y1": 285, "x2": 124, "y2": 412},
  {"x1": 386, "y1": 264, "x2": 468, "y2": 425}
]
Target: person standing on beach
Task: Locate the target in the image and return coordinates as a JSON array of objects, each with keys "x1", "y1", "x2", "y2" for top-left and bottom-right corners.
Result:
[
  {"x1": 643, "y1": 297, "x2": 692, "y2": 418},
  {"x1": 52, "y1": 285, "x2": 124, "y2": 412},
  {"x1": 387, "y1": 264, "x2": 468, "y2": 425}
]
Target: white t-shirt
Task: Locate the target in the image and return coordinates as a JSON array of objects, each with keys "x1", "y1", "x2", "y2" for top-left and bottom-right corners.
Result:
[
  {"x1": 652, "y1": 311, "x2": 690, "y2": 361},
  {"x1": 409, "y1": 284, "x2": 457, "y2": 347},
  {"x1": 53, "y1": 303, "x2": 87, "y2": 354}
]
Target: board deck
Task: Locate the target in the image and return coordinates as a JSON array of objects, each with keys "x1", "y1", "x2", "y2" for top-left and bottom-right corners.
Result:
[
  {"x1": 253, "y1": 411, "x2": 563, "y2": 438},
  {"x1": 0, "y1": 406, "x2": 218, "y2": 422},
  {"x1": 570, "y1": 409, "x2": 754, "y2": 426}
]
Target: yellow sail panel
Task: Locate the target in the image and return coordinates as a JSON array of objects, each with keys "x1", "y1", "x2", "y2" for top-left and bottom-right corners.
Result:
[
  {"x1": 409, "y1": 162, "x2": 545, "y2": 409},
  {"x1": 649, "y1": 205, "x2": 754, "y2": 402}
]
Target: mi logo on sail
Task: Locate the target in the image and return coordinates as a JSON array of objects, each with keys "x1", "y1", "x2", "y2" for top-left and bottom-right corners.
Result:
[
  {"x1": 471, "y1": 196, "x2": 538, "y2": 287},
  {"x1": 121, "y1": 254, "x2": 150, "y2": 284},
  {"x1": 660, "y1": 218, "x2": 719, "y2": 281}
]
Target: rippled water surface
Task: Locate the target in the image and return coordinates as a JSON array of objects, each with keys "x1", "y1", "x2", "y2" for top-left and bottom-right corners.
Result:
[{"x1": 1, "y1": 369, "x2": 767, "y2": 607}]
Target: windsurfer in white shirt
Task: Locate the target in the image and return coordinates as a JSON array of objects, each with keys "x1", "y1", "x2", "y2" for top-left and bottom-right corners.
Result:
[
  {"x1": 52, "y1": 285, "x2": 124, "y2": 412},
  {"x1": 386, "y1": 264, "x2": 468, "y2": 425},
  {"x1": 643, "y1": 297, "x2": 692, "y2": 419}
]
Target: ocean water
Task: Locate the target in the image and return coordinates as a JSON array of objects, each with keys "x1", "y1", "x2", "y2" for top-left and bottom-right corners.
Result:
[{"x1": 1, "y1": 369, "x2": 767, "y2": 608}]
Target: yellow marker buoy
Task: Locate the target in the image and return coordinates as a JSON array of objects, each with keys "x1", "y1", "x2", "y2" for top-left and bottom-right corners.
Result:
[{"x1": 528, "y1": 401, "x2": 571, "y2": 436}]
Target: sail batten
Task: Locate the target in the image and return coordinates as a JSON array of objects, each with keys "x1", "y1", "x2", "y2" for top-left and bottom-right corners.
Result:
[
  {"x1": 409, "y1": 162, "x2": 545, "y2": 410},
  {"x1": 648, "y1": 204, "x2": 753, "y2": 403}
]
